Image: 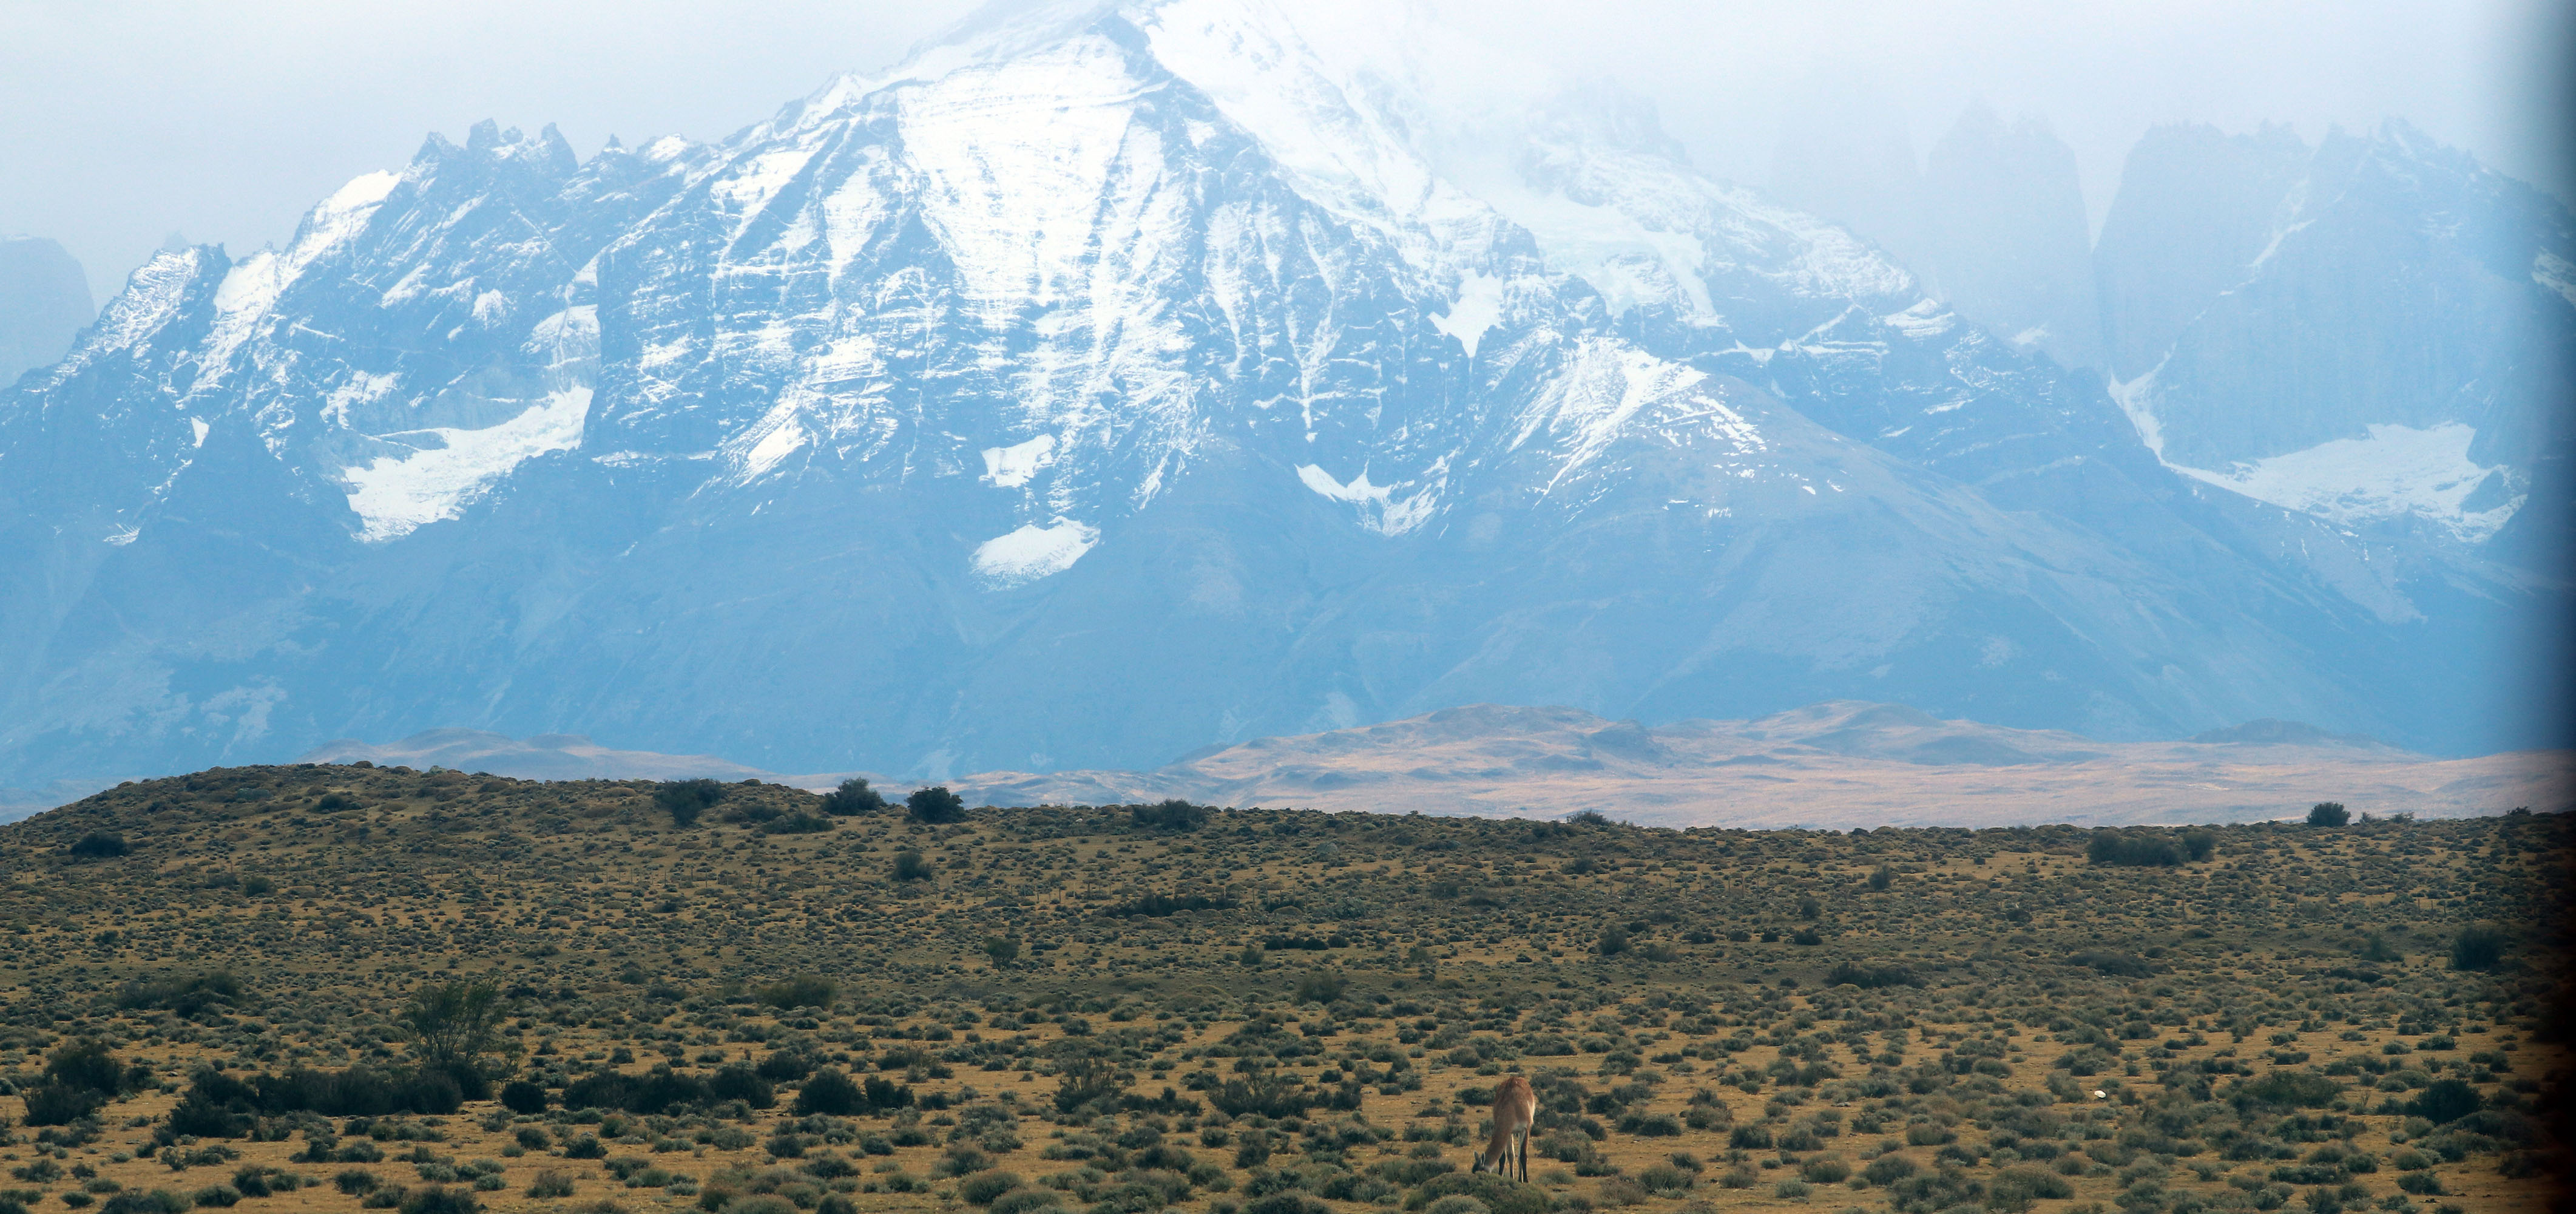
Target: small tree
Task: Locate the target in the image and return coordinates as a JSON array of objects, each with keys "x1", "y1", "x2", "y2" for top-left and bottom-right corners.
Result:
[
  {"x1": 820, "y1": 778, "x2": 887, "y2": 816},
  {"x1": 2305, "y1": 801, "x2": 2350, "y2": 827},
  {"x1": 891, "y1": 850, "x2": 933, "y2": 882},
  {"x1": 1796, "y1": 896, "x2": 1822, "y2": 920},
  {"x1": 68, "y1": 832, "x2": 129, "y2": 859},
  {"x1": 982, "y1": 938, "x2": 1021, "y2": 966},
  {"x1": 1599, "y1": 923, "x2": 1630, "y2": 955},
  {"x1": 402, "y1": 982, "x2": 502, "y2": 1077},
  {"x1": 1866, "y1": 864, "x2": 1893, "y2": 891},
  {"x1": 654, "y1": 779, "x2": 725, "y2": 827},
  {"x1": 906, "y1": 786, "x2": 967, "y2": 824}
]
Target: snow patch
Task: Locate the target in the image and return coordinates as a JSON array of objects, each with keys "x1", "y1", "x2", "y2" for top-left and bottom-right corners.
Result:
[
  {"x1": 1296, "y1": 463, "x2": 1439, "y2": 535},
  {"x1": 741, "y1": 419, "x2": 808, "y2": 480},
  {"x1": 981, "y1": 435, "x2": 1059, "y2": 487},
  {"x1": 2168, "y1": 422, "x2": 2523, "y2": 542},
  {"x1": 1880, "y1": 299, "x2": 1955, "y2": 338},
  {"x1": 972, "y1": 518, "x2": 1100, "y2": 588},
  {"x1": 1430, "y1": 271, "x2": 1504, "y2": 356},
  {"x1": 340, "y1": 387, "x2": 592, "y2": 542}
]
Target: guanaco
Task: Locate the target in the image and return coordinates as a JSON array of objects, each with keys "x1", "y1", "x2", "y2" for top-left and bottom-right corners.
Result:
[{"x1": 1471, "y1": 1074, "x2": 1536, "y2": 1181}]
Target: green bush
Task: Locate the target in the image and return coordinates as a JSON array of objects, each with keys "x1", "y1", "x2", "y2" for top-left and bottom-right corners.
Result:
[
  {"x1": 653, "y1": 779, "x2": 726, "y2": 827},
  {"x1": 397, "y1": 1187, "x2": 480, "y2": 1214},
  {"x1": 758, "y1": 977, "x2": 838, "y2": 1011},
  {"x1": 498, "y1": 1081, "x2": 547, "y2": 1115},
  {"x1": 2307, "y1": 802, "x2": 2350, "y2": 827},
  {"x1": 1401, "y1": 1173, "x2": 1552, "y2": 1214},
  {"x1": 68, "y1": 832, "x2": 129, "y2": 859},
  {"x1": 958, "y1": 1172, "x2": 1021, "y2": 1206},
  {"x1": 2087, "y1": 832, "x2": 2185, "y2": 866},
  {"x1": 1129, "y1": 801, "x2": 1211, "y2": 831},
  {"x1": 2405, "y1": 1079, "x2": 2481, "y2": 1125},
  {"x1": 819, "y1": 779, "x2": 886, "y2": 816},
  {"x1": 891, "y1": 852, "x2": 933, "y2": 883},
  {"x1": 115, "y1": 972, "x2": 243, "y2": 1018},
  {"x1": 791, "y1": 1069, "x2": 861, "y2": 1116},
  {"x1": 2449, "y1": 926, "x2": 2505, "y2": 972},
  {"x1": 1824, "y1": 961, "x2": 1921, "y2": 989},
  {"x1": 905, "y1": 787, "x2": 967, "y2": 824}
]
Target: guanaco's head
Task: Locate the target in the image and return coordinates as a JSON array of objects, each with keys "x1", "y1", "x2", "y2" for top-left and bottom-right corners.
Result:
[{"x1": 1469, "y1": 1151, "x2": 1493, "y2": 1175}]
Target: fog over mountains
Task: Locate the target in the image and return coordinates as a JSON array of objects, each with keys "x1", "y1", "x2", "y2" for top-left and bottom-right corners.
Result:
[{"x1": 1, "y1": 0, "x2": 2568, "y2": 792}]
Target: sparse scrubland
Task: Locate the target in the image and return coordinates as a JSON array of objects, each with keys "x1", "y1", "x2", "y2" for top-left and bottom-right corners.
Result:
[{"x1": 0, "y1": 765, "x2": 2565, "y2": 1214}]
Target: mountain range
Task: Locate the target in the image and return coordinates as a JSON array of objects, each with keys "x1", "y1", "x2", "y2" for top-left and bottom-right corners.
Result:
[{"x1": 1, "y1": 0, "x2": 2568, "y2": 793}]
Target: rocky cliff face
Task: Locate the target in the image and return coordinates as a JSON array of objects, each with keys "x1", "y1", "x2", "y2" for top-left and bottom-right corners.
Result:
[
  {"x1": 0, "y1": 237, "x2": 93, "y2": 386},
  {"x1": 0, "y1": 0, "x2": 2563, "y2": 788},
  {"x1": 2095, "y1": 120, "x2": 2575, "y2": 551}
]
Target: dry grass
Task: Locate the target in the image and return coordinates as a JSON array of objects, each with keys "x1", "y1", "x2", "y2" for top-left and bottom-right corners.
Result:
[{"x1": 0, "y1": 764, "x2": 2564, "y2": 1214}]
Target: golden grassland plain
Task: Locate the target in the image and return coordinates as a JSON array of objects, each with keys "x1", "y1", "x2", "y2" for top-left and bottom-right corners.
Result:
[{"x1": 0, "y1": 764, "x2": 2565, "y2": 1214}]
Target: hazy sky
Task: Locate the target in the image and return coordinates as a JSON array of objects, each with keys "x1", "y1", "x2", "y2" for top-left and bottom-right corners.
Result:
[{"x1": 3, "y1": 0, "x2": 2567, "y2": 307}]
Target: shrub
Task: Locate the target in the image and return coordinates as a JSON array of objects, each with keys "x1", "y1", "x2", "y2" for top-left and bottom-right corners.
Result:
[
  {"x1": 2406, "y1": 1079, "x2": 2481, "y2": 1125},
  {"x1": 1050, "y1": 1057, "x2": 1124, "y2": 1113},
  {"x1": 653, "y1": 779, "x2": 725, "y2": 827},
  {"x1": 819, "y1": 778, "x2": 886, "y2": 816},
  {"x1": 2071, "y1": 951, "x2": 2154, "y2": 977},
  {"x1": 989, "y1": 1192, "x2": 1063, "y2": 1214},
  {"x1": 1800, "y1": 1157, "x2": 1851, "y2": 1184},
  {"x1": 398, "y1": 1186, "x2": 481, "y2": 1214},
  {"x1": 116, "y1": 972, "x2": 243, "y2": 1018},
  {"x1": 2232, "y1": 1071, "x2": 2341, "y2": 1110},
  {"x1": 2449, "y1": 926, "x2": 2505, "y2": 972},
  {"x1": 68, "y1": 832, "x2": 129, "y2": 859},
  {"x1": 1293, "y1": 973, "x2": 1348, "y2": 1005},
  {"x1": 1129, "y1": 800, "x2": 1211, "y2": 831},
  {"x1": 99, "y1": 1193, "x2": 191, "y2": 1214},
  {"x1": 2182, "y1": 830, "x2": 2218, "y2": 861},
  {"x1": 1401, "y1": 1173, "x2": 1552, "y2": 1214},
  {"x1": 891, "y1": 852, "x2": 933, "y2": 883},
  {"x1": 905, "y1": 787, "x2": 967, "y2": 824},
  {"x1": 191, "y1": 1186, "x2": 242, "y2": 1208},
  {"x1": 22, "y1": 1084, "x2": 106, "y2": 1126},
  {"x1": 757, "y1": 976, "x2": 837, "y2": 1011},
  {"x1": 2087, "y1": 832, "x2": 2185, "y2": 866},
  {"x1": 1208, "y1": 1075, "x2": 1314, "y2": 1119},
  {"x1": 1867, "y1": 865, "x2": 1893, "y2": 890},
  {"x1": 338, "y1": 1171, "x2": 383, "y2": 1195},
  {"x1": 562, "y1": 1138, "x2": 606, "y2": 1161},
  {"x1": 1825, "y1": 961, "x2": 1921, "y2": 989},
  {"x1": 1598, "y1": 924, "x2": 1629, "y2": 955},
  {"x1": 46, "y1": 1039, "x2": 127, "y2": 1096},
  {"x1": 792, "y1": 1069, "x2": 862, "y2": 1116},
  {"x1": 499, "y1": 1080, "x2": 547, "y2": 1115},
  {"x1": 528, "y1": 1172, "x2": 575, "y2": 1199},
  {"x1": 1861, "y1": 1155, "x2": 1917, "y2": 1186},
  {"x1": 1102, "y1": 892, "x2": 1238, "y2": 918},
  {"x1": 958, "y1": 1172, "x2": 1021, "y2": 1205},
  {"x1": 2307, "y1": 802, "x2": 2350, "y2": 827}
]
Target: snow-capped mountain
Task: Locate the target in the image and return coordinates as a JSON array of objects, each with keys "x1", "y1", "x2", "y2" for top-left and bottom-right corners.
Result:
[{"x1": 0, "y1": 0, "x2": 2564, "y2": 789}]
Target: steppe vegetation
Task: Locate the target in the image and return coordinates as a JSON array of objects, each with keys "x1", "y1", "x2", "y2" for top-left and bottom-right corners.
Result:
[{"x1": 0, "y1": 764, "x2": 2565, "y2": 1214}]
